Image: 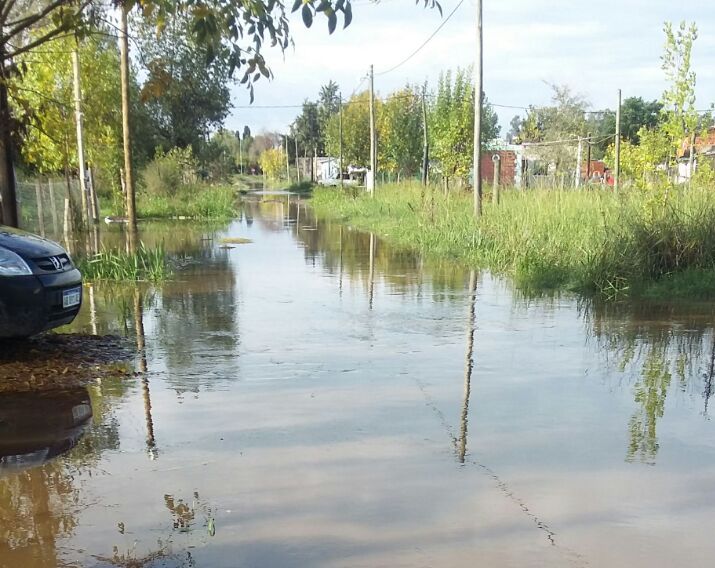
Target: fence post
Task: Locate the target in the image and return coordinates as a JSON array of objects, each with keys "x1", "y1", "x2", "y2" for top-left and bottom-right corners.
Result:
[
  {"x1": 48, "y1": 178, "x2": 59, "y2": 235},
  {"x1": 35, "y1": 179, "x2": 46, "y2": 237},
  {"x1": 492, "y1": 154, "x2": 501, "y2": 205}
]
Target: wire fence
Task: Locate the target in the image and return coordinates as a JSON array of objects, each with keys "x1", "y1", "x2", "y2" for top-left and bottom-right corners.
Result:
[{"x1": 16, "y1": 177, "x2": 82, "y2": 238}]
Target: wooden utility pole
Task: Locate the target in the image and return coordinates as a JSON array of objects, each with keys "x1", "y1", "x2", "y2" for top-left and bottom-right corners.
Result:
[
  {"x1": 586, "y1": 131, "x2": 592, "y2": 180},
  {"x1": 239, "y1": 136, "x2": 243, "y2": 174},
  {"x1": 339, "y1": 91, "x2": 344, "y2": 189},
  {"x1": 422, "y1": 85, "x2": 429, "y2": 186},
  {"x1": 473, "y1": 0, "x2": 484, "y2": 217},
  {"x1": 72, "y1": 45, "x2": 89, "y2": 227},
  {"x1": 119, "y1": 5, "x2": 137, "y2": 250},
  {"x1": 369, "y1": 65, "x2": 377, "y2": 196},
  {"x1": 615, "y1": 89, "x2": 621, "y2": 193}
]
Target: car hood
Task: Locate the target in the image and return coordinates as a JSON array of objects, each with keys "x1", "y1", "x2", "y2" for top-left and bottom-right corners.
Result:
[{"x1": 0, "y1": 225, "x2": 67, "y2": 258}]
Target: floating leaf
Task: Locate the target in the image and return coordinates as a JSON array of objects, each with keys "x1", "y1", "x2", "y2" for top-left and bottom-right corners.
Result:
[{"x1": 291, "y1": 0, "x2": 302, "y2": 12}]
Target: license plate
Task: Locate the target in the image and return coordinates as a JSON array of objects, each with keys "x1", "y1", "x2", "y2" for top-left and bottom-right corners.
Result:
[{"x1": 62, "y1": 287, "x2": 81, "y2": 308}]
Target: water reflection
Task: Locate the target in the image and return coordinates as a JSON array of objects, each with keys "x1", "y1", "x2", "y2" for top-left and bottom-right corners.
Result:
[
  {"x1": 586, "y1": 301, "x2": 715, "y2": 464},
  {"x1": 457, "y1": 271, "x2": 477, "y2": 464},
  {"x1": 0, "y1": 388, "x2": 92, "y2": 474},
  {"x1": 4, "y1": 199, "x2": 715, "y2": 565}
]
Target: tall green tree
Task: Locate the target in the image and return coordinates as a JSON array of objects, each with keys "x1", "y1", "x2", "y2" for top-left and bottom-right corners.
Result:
[
  {"x1": 378, "y1": 86, "x2": 423, "y2": 177},
  {"x1": 294, "y1": 100, "x2": 321, "y2": 155},
  {"x1": 325, "y1": 91, "x2": 375, "y2": 166},
  {"x1": 429, "y1": 68, "x2": 500, "y2": 184},
  {"x1": 13, "y1": 29, "x2": 125, "y2": 194},
  {"x1": 134, "y1": 10, "x2": 232, "y2": 154},
  {"x1": 660, "y1": 21, "x2": 698, "y2": 163}
]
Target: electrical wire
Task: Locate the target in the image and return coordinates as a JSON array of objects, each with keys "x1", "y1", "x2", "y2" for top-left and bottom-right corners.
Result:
[{"x1": 374, "y1": 0, "x2": 465, "y2": 77}]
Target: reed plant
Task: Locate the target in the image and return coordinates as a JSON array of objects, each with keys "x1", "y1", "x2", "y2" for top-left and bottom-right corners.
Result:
[{"x1": 79, "y1": 243, "x2": 171, "y2": 282}]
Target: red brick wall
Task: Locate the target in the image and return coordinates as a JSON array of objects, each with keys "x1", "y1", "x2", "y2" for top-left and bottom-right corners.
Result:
[{"x1": 481, "y1": 151, "x2": 517, "y2": 185}]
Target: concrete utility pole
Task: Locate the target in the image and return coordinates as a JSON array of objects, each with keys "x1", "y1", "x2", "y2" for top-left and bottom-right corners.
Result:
[
  {"x1": 369, "y1": 65, "x2": 377, "y2": 196},
  {"x1": 339, "y1": 91, "x2": 344, "y2": 189},
  {"x1": 72, "y1": 45, "x2": 89, "y2": 226},
  {"x1": 586, "y1": 131, "x2": 592, "y2": 180},
  {"x1": 422, "y1": 84, "x2": 429, "y2": 186},
  {"x1": 285, "y1": 135, "x2": 291, "y2": 184},
  {"x1": 239, "y1": 136, "x2": 243, "y2": 174},
  {"x1": 615, "y1": 89, "x2": 621, "y2": 193},
  {"x1": 294, "y1": 135, "x2": 300, "y2": 183},
  {"x1": 473, "y1": 0, "x2": 484, "y2": 217},
  {"x1": 119, "y1": 5, "x2": 137, "y2": 250},
  {"x1": 575, "y1": 137, "x2": 583, "y2": 188}
]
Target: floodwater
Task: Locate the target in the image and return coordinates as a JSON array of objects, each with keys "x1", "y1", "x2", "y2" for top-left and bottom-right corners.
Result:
[{"x1": 2, "y1": 194, "x2": 715, "y2": 567}]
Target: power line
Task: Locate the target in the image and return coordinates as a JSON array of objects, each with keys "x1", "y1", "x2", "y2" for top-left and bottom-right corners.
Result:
[{"x1": 375, "y1": 0, "x2": 465, "y2": 77}]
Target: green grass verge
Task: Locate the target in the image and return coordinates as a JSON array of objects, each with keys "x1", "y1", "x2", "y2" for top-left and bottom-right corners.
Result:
[
  {"x1": 310, "y1": 183, "x2": 715, "y2": 300},
  {"x1": 104, "y1": 185, "x2": 238, "y2": 220}
]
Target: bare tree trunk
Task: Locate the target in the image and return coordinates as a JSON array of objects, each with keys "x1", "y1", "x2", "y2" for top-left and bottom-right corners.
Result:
[{"x1": 0, "y1": 54, "x2": 18, "y2": 227}]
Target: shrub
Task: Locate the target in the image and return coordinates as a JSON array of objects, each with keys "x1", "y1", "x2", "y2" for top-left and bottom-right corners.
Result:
[{"x1": 142, "y1": 147, "x2": 199, "y2": 197}]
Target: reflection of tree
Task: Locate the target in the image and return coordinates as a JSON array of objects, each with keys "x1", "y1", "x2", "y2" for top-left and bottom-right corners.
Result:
[
  {"x1": 155, "y1": 248, "x2": 239, "y2": 392},
  {"x1": 585, "y1": 300, "x2": 715, "y2": 463},
  {"x1": 291, "y1": 206, "x2": 471, "y2": 301},
  {"x1": 0, "y1": 463, "x2": 80, "y2": 567},
  {"x1": 627, "y1": 349, "x2": 672, "y2": 464}
]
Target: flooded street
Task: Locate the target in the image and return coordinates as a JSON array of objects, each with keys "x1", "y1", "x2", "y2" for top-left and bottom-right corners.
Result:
[{"x1": 3, "y1": 196, "x2": 715, "y2": 567}]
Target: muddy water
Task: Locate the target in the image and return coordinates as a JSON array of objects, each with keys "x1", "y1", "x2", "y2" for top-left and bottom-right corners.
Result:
[{"x1": 2, "y1": 196, "x2": 715, "y2": 567}]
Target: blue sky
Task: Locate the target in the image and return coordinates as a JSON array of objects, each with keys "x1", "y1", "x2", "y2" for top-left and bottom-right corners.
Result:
[{"x1": 224, "y1": 0, "x2": 715, "y2": 136}]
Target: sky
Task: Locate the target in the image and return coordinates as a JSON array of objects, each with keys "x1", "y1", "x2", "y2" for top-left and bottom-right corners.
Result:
[{"x1": 224, "y1": 0, "x2": 715, "y2": 137}]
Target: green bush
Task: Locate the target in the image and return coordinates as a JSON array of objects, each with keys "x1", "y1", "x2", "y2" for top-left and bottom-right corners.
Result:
[{"x1": 142, "y1": 147, "x2": 199, "y2": 197}]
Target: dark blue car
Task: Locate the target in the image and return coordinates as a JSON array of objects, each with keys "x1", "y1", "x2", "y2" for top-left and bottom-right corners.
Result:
[{"x1": 0, "y1": 226, "x2": 82, "y2": 338}]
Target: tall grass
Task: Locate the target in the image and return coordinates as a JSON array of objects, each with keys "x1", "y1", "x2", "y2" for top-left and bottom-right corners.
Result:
[
  {"x1": 311, "y1": 183, "x2": 715, "y2": 299},
  {"x1": 106, "y1": 185, "x2": 238, "y2": 219},
  {"x1": 79, "y1": 243, "x2": 171, "y2": 282}
]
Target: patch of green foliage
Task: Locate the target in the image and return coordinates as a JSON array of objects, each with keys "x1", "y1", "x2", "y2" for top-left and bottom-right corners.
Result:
[
  {"x1": 108, "y1": 185, "x2": 237, "y2": 220},
  {"x1": 79, "y1": 243, "x2": 171, "y2": 282},
  {"x1": 311, "y1": 183, "x2": 715, "y2": 300}
]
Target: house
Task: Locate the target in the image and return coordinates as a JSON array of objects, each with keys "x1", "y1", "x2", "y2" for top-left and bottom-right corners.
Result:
[{"x1": 676, "y1": 127, "x2": 715, "y2": 182}]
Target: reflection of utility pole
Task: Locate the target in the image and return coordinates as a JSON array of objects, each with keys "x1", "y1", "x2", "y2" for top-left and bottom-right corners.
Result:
[
  {"x1": 705, "y1": 333, "x2": 715, "y2": 416},
  {"x1": 89, "y1": 284, "x2": 98, "y2": 335},
  {"x1": 368, "y1": 232, "x2": 375, "y2": 310},
  {"x1": 457, "y1": 270, "x2": 477, "y2": 463},
  {"x1": 133, "y1": 289, "x2": 157, "y2": 460},
  {"x1": 339, "y1": 226, "x2": 344, "y2": 298}
]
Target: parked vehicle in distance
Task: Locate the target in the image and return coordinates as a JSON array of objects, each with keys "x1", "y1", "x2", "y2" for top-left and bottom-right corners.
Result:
[{"x1": 0, "y1": 226, "x2": 82, "y2": 338}]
